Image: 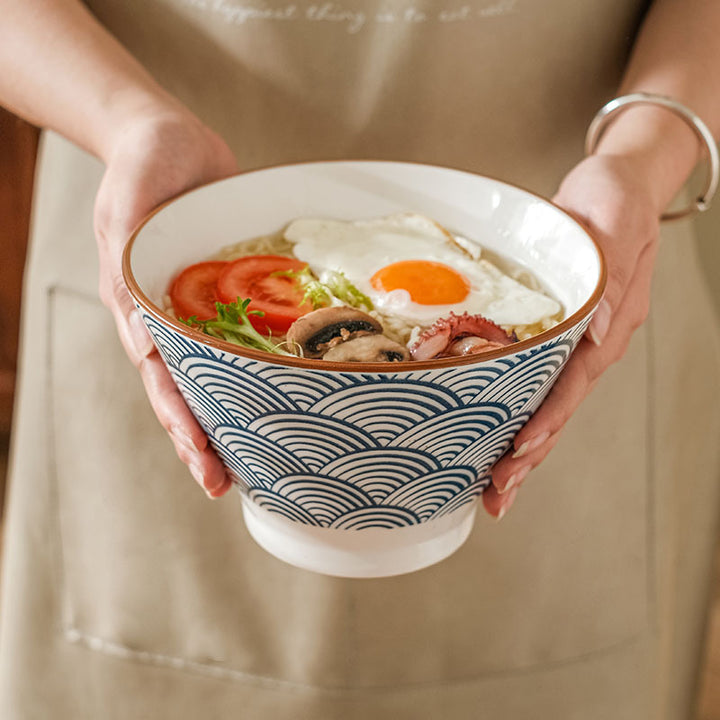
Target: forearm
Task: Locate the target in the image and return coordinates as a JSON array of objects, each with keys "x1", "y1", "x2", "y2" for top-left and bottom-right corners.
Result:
[
  {"x1": 0, "y1": 0, "x2": 182, "y2": 162},
  {"x1": 593, "y1": 0, "x2": 720, "y2": 213}
]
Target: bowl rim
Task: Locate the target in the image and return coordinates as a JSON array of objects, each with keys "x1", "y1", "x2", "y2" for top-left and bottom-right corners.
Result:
[{"x1": 122, "y1": 159, "x2": 607, "y2": 372}]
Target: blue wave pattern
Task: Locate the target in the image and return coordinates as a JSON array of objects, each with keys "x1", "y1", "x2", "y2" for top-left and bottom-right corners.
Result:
[{"x1": 145, "y1": 315, "x2": 588, "y2": 529}]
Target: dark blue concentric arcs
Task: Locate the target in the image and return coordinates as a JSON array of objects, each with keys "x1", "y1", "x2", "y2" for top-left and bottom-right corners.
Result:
[{"x1": 144, "y1": 312, "x2": 584, "y2": 530}]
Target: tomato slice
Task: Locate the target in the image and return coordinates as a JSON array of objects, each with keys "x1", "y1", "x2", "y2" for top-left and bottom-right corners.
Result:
[
  {"x1": 169, "y1": 261, "x2": 228, "y2": 321},
  {"x1": 216, "y1": 255, "x2": 314, "y2": 334}
]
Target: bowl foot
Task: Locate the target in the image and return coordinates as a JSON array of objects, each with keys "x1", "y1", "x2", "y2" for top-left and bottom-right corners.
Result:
[{"x1": 240, "y1": 497, "x2": 477, "y2": 578}]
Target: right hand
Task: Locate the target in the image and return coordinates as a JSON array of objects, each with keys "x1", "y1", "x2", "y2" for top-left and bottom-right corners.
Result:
[
  {"x1": 93, "y1": 107, "x2": 239, "y2": 498},
  {"x1": 485, "y1": 152, "x2": 661, "y2": 518}
]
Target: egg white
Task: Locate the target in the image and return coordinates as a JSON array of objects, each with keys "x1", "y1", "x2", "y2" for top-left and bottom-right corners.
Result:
[{"x1": 283, "y1": 213, "x2": 561, "y2": 327}]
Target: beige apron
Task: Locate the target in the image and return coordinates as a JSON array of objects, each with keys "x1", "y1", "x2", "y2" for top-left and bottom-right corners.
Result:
[{"x1": 2, "y1": 1, "x2": 720, "y2": 718}]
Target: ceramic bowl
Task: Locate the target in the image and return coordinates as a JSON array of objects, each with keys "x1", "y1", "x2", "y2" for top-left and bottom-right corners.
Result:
[{"x1": 123, "y1": 161, "x2": 605, "y2": 578}]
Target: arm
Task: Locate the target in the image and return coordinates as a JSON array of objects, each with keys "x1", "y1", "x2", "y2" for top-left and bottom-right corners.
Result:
[
  {"x1": 0, "y1": 0, "x2": 181, "y2": 160},
  {"x1": 486, "y1": 0, "x2": 720, "y2": 517},
  {"x1": 0, "y1": 0, "x2": 238, "y2": 497}
]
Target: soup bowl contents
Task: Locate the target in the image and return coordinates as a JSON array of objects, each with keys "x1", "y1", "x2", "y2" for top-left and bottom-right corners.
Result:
[
  {"x1": 123, "y1": 161, "x2": 605, "y2": 578},
  {"x1": 165, "y1": 212, "x2": 564, "y2": 365}
]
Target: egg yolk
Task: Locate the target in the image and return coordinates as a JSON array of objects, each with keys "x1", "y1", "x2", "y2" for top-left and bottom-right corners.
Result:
[{"x1": 370, "y1": 260, "x2": 470, "y2": 305}]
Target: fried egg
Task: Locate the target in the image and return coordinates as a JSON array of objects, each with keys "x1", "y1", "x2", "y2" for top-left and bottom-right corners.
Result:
[{"x1": 283, "y1": 213, "x2": 561, "y2": 327}]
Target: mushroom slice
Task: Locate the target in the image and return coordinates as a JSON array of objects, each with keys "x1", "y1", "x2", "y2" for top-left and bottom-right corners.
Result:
[
  {"x1": 322, "y1": 335, "x2": 410, "y2": 363},
  {"x1": 286, "y1": 306, "x2": 383, "y2": 358}
]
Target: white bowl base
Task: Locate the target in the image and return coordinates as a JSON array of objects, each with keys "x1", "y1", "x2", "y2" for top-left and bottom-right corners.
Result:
[{"x1": 241, "y1": 497, "x2": 477, "y2": 578}]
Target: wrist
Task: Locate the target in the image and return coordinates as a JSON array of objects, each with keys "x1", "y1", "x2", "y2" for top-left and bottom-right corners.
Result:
[
  {"x1": 95, "y1": 85, "x2": 191, "y2": 164},
  {"x1": 591, "y1": 103, "x2": 703, "y2": 215}
]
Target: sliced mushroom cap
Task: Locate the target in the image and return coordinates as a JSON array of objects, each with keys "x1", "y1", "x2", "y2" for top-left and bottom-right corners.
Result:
[
  {"x1": 322, "y1": 335, "x2": 410, "y2": 363},
  {"x1": 286, "y1": 306, "x2": 383, "y2": 358}
]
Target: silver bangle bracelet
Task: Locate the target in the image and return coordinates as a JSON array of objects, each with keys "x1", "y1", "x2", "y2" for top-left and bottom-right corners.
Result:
[{"x1": 585, "y1": 92, "x2": 719, "y2": 222}]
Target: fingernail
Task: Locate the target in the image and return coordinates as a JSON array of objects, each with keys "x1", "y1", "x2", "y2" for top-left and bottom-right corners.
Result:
[
  {"x1": 129, "y1": 309, "x2": 154, "y2": 357},
  {"x1": 189, "y1": 462, "x2": 205, "y2": 487},
  {"x1": 499, "y1": 465, "x2": 530, "y2": 495},
  {"x1": 193, "y1": 464, "x2": 229, "y2": 498},
  {"x1": 513, "y1": 431, "x2": 550, "y2": 459},
  {"x1": 204, "y1": 476, "x2": 230, "y2": 499},
  {"x1": 172, "y1": 426, "x2": 201, "y2": 453},
  {"x1": 206, "y1": 477, "x2": 230, "y2": 499},
  {"x1": 497, "y1": 487, "x2": 518, "y2": 522},
  {"x1": 588, "y1": 299, "x2": 611, "y2": 346}
]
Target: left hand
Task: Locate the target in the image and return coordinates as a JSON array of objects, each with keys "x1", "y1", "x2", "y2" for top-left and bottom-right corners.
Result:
[
  {"x1": 483, "y1": 153, "x2": 662, "y2": 519},
  {"x1": 93, "y1": 107, "x2": 239, "y2": 498}
]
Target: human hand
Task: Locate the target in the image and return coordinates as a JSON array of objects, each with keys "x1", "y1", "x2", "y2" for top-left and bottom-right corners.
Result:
[
  {"x1": 483, "y1": 153, "x2": 661, "y2": 519},
  {"x1": 93, "y1": 109, "x2": 239, "y2": 498}
]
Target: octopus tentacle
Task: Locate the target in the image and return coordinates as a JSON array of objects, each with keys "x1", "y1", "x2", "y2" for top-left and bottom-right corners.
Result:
[{"x1": 409, "y1": 312, "x2": 516, "y2": 361}]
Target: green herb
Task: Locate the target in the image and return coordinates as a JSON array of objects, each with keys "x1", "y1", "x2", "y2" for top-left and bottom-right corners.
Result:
[
  {"x1": 273, "y1": 266, "x2": 374, "y2": 311},
  {"x1": 180, "y1": 298, "x2": 294, "y2": 356},
  {"x1": 322, "y1": 270, "x2": 374, "y2": 311},
  {"x1": 272, "y1": 266, "x2": 332, "y2": 310},
  {"x1": 301, "y1": 280, "x2": 333, "y2": 309}
]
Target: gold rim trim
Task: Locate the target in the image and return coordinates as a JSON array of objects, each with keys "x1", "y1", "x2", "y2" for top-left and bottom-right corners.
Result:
[{"x1": 122, "y1": 160, "x2": 607, "y2": 373}]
